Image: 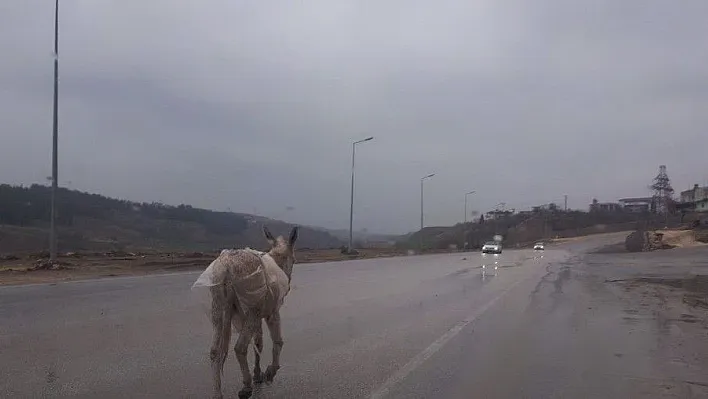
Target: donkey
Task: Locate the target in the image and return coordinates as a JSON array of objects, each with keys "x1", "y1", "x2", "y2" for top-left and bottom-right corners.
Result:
[{"x1": 201, "y1": 225, "x2": 298, "y2": 399}]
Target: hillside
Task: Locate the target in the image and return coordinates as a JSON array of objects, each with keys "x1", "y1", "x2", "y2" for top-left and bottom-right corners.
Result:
[
  {"x1": 0, "y1": 184, "x2": 343, "y2": 254},
  {"x1": 317, "y1": 227, "x2": 401, "y2": 245}
]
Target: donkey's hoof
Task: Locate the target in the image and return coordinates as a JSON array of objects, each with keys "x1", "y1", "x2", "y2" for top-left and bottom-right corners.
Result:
[
  {"x1": 253, "y1": 370, "x2": 264, "y2": 384},
  {"x1": 264, "y1": 365, "x2": 280, "y2": 382},
  {"x1": 238, "y1": 386, "x2": 253, "y2": 399}
]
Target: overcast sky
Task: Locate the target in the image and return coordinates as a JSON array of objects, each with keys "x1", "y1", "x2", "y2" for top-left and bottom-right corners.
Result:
[{"x1": 1, "y1": 1, "x2": 707, "y2": 234}]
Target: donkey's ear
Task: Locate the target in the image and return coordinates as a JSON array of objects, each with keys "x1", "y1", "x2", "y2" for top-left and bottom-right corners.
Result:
[
  {"x1": 289, "y1": 226, "x2": 299, "y2": 247},
  {"x1": 263, "y1": 225, "x2": 276, "y2": 245}
]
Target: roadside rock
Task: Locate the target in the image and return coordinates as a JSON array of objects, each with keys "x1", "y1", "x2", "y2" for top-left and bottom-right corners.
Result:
[
  {"x1": 625, "y1": 230, "x2": 675, "y2": 252},
  {"x1": 648, "y1": 232, "x2": 673, "y2": 250},
  {"x1": 625, "y1": 230, "x2": 647, "y2": 252},
  {"x1": 695, "y1": 228, "x2": 708, "y2": 243}
]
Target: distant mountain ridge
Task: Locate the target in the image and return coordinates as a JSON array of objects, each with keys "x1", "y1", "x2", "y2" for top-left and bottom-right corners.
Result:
[{"x1": 0, "y1": 184, "x2": 343, "y2": 254}]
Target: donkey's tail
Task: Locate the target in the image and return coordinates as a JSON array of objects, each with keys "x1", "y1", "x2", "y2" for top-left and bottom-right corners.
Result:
[{"x1": 207, "y1": 284, "x2": 233, "y2": 378}]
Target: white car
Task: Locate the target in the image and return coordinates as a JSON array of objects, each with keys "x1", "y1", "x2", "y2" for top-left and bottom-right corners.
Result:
[
  {"x1": 533, "y1": 242, "x2": 545, "y2": 251},
  {"x1": 481, "y1": 241, "x2": 502, "y2": 254}
]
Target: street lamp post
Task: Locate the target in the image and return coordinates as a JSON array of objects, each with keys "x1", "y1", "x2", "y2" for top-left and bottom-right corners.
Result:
[
  {"x1": 464, "y1": 190, "x2": 476, "y2": 223},
  {"x1": 348, "y1": 136, "x2": 374, "y2": 253},
  {"x1": 419, "y1": 173, "x2": 435, "y2": 251},
  {"x1": 49, "y1": 0, "x2": 59, "y2": 263}
]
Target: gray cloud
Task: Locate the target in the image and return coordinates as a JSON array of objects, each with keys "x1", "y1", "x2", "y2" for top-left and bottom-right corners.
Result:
[{"x1": 2, "y1": 0, "x2": 708, "y2": 234}]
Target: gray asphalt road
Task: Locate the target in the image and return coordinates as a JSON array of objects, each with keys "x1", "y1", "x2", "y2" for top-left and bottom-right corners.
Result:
[{"x1": 1, "y1": 233, "x2": 704, "y2": 398}]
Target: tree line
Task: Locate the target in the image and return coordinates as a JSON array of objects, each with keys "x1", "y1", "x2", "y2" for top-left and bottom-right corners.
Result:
[{"x1": 0, "y1": 184, "x2": 249, "y2": 236}]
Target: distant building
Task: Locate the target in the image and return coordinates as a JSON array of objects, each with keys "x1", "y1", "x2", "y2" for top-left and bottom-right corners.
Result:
[
  {"x1": 485, "y1": 210, "x2": 514, "y2": 220},
  {"x1": 678, "y1": 184, "x2": 708, "y2": 213},
  {"x1": 618, "y1": 197, "x2": 653, "y2": 213},
  {"x1": 597, "y1": 203, "x2": 622, "y2": 212},
  {"x1": 698, "y1": 199, "x2": 708, "y2": 213},
  {"x1": 680, "y1": 184, "x2": 708, "y2": 203},
  {"x1": 590, "y1": 199, "x2": 622, "y2": 212}
]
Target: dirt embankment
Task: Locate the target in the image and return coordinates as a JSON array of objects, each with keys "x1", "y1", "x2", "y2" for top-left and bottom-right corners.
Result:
[
  {"x1": 593, "y1": 229, "x2": 708, "y2": 254},
  {"x1": 0, "y1": 248, "x2": 409, "y2": 286}
]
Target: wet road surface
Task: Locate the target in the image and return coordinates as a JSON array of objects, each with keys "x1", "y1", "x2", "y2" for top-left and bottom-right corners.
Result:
[{"x1": 2, "y1": 233, "x2": 706, "y2": 398}]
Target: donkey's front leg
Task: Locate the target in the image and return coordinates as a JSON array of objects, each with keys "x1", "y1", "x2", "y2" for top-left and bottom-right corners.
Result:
[
  {"x1": 234, "y1": 316, "x2": 257, "y2": 399},
  {"x1": 264, "y1": 311, "x2": 284, "y2": 382},
  {"x1": 253, "y1": 320, "x2": 264, "y2": 384}
]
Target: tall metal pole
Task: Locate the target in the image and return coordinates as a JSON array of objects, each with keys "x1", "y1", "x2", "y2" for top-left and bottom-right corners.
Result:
[
  {"x1": 348, "y1": 136, "x2": 373, "y2": 252},
  {"x1": 419, "y1": 173, "x2": 435, "y2": 251},
  {"x1": 420, "y1": 179, "x2": 424, "y2": 232},
  {"x1": 50, "y1": 0, "x2": 59, "y2": 262},
  {"x1": 464, "y1": 190, "x2": 475, "y2": 223},
  {"x1": 348, "y1": 143, "x2": 355, "y2": 252}
]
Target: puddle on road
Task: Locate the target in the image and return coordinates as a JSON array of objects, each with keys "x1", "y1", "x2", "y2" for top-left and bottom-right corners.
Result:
[
  {"x1": 615, "y1": 275, "x2": 708, "y2": 310},
  {"x1": 448, "y1": 268, "x2": 473, "y2": 278},
  {"x1": 634, "y1": 275, "x2": 708, "y2": 293},
  {"x1": 553, "y1": 267, "x2": 572, "y2": 294}
]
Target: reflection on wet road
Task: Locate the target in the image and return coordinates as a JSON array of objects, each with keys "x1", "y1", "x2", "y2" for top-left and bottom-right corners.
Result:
[
  {"x1": 480, "y1": 253, "x2": 500, "y2": 278},
  {"x1": 479, "y1": 250, "x2": 547, "y2": 279}
]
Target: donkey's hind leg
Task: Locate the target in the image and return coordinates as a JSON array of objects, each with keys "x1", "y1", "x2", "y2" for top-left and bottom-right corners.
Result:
[
  {"x1": 209, "y1": 286, "x2": 232, "y2": 399},
  {"x1": 234, "y1": 315, "x2": 258, "y2": 399},
  {"x1": 253, "y1": 320, "x2": 265, "y2": 384}
]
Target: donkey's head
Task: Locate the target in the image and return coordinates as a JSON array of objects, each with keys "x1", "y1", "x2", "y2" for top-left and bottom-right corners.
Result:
[{"x1": 263, "y1": 225, "x2": 299, "y2": 280}]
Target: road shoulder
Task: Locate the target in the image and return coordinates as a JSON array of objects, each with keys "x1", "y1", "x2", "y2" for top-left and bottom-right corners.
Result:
[{"x1": 580, "y1": 246, "x2": 708, "y2": 397}]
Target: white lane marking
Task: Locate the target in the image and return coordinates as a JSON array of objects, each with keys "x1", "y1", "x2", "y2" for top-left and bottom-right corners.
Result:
[{"x1": 369, "y1": 278, "x2": 526, "y2": 399}]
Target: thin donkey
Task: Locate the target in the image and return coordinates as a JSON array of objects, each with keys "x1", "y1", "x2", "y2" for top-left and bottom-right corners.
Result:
[{"x1": 195, "y1": 225, "x2": 298, "y2": 399}]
